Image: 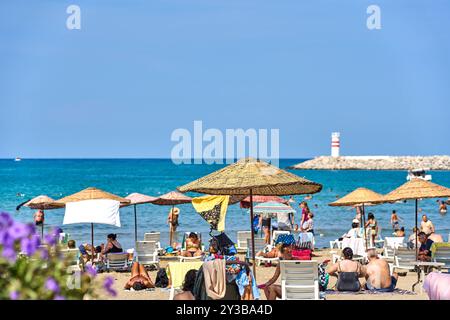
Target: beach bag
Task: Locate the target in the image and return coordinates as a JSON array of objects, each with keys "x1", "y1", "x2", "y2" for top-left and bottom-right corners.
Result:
[
  {"x1": 155, "y1": 268, "x2": 169, "y2": 288},
  {"x1": 318, "y1": 262, "x2": 329, "y2": 291},
  {"x1": 336, "y1": 272, "x2": 360, "y2": 292},
  {"x1": 292, "y1": 249, "x2": 311, "y2": 260}
]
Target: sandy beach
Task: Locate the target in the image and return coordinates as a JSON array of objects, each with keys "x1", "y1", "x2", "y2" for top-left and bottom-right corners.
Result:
[{"x1": 94, "y1": 249, "x2": 429, "y2": 300}]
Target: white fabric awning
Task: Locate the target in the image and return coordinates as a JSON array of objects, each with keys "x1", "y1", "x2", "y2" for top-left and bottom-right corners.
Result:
[{"x1": 63, "y1": 199, "x2": 121, "y2": 227}]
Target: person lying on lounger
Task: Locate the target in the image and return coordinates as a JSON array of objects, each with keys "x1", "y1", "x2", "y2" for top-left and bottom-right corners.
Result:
[
  {"x1": 124, "y1": 262, "x2": 155, "y2": 291},
  {"x1": 181, "y1": 233, "x2": 202, "y2": 257},
  {"x1": 256, "y1": 244, "x2": 280, "y2": 259},
  {"x1": 364, "y1": 248, "x2": 398, "y2": 292},
  {"x1": 174, "y1": 269, "x2": 197, "y2": 300},
  {"x1": 257, "y1": 243, "x2": 293, "y2": 300}
]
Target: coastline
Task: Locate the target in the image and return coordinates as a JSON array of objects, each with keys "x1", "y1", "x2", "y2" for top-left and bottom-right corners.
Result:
[{"x1": 290, "y1": 156, "x2": 450, "y2": 171}]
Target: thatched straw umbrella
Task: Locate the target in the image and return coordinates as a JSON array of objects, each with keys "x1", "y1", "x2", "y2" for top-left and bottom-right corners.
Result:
[
  {"x1": 122, "y1": 193, "x2": 157, "y2": 243},
  {"x1": 152, "y1": 191, "x2": 192, "y2": 245},
  {"x1": 56, "y1": 187, "x2": 130, "y2": 261},
  {"x1": 178, "y1": 158, "x2": 322, "y2": 278},
  {"x1": 329, "y1": 188, "x2": 386, "y2": 248},
  {"x1": 383, "y1": 179, "x2": 450, "y2": 258},
  {"x1": 20, "y1": 195, "x2": 64, "y2": 238}
]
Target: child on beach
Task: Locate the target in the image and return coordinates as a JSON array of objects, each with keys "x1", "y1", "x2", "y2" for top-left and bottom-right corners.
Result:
[{"x1": 390, "y1": 210, "x2": 403, "y2": 230}]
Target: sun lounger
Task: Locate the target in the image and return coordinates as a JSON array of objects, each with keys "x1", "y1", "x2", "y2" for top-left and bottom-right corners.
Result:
[
  {"x1": 236, "y1": 231, "x2": 252, "y2": 253},
  {"x1": 393, "y1": 247, "x2": 417, "y2": 272},
  {"x1": 135, "y1": 241, "x2": 160, "y2": 269},
  {"x1": 432, "y1": 244, "x2": 450, "y2": 271},
  {"x1": 382, "y1": 237, "x2": 405, "y2": 262},
  {"x1": 272, "y1": 230, "x2": 290, "y2": 246},
  {"x1": 246, "y1": 238, "x2": 279, "y2": 266},
  {"x1": 144, "y1": 232, "x2": 163, "y2": 254},
  {"x1": 329, "y1": 239, "x2": 343, "y2": 250},
  {"x1": 105, "y1": 252, "x2": 131, "y2": 272},
  {"x1": 60, "y1": 248, "x2": 82, "y2": 273},
  {"x1": 279, "y1": 260, "x2": 320, "y2": 300}
]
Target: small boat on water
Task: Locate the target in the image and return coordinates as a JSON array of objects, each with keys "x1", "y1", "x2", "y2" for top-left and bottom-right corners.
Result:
[
  {"x1": 406, "y1": 168, "x2": 432, "y2": 181},
  {"x1": 14, "y1": 157, "x2": 22, "y2": 162}
]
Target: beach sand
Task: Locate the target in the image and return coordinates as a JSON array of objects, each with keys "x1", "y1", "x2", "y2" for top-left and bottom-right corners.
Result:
[{"x1": 94, "y1": 249, "x2": 429, "y2": 300}]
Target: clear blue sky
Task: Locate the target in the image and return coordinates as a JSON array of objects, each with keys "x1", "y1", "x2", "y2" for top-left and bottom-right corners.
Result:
[{"x1": 1, "y1": 0, "x2": 449, "y2": 158}]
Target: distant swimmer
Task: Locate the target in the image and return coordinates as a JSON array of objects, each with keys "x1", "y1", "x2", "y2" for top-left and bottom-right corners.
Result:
[
  {"x1": 438, "y1": 200, "x2": 447, "y2": 214},
  {"x1": 304, "y1": 195, "x2": 313, "y2": 200},
  {"x1": 16, "y1": 193, "x2": 25, "y2": 197}
]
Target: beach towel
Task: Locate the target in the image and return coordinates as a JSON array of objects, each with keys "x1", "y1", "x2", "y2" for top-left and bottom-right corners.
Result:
[
  {"x1": 63, "y1": 199, "x2": 121, "y2": 227},
  {"x1": 430, "y1": 242, "x2": 450, "y2": 258},
  {"x1": 296, "y1": 232, "x2": 314, "y2": 250},
  {"x1": 192, "y1": 195, "x2": 229, "y2": 232},
  {"x1": 342, "y1": 237, "x2": 365, "y2": 257},
  {"x1": 236, "y1": 268, "x2": 260, "y2": 300},
  {"x1": 202, "y1": 259, "x2": 226, "y2": 299},
  {"x1": 423, "y1": 272, "x2": 450, "y2": 300},
  {"x1": 166, "y1": 261, "x2": 203, "y2": 289}
]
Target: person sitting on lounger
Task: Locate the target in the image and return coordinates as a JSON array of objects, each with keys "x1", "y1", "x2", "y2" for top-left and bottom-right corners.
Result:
[
  {"x1": 256, "y1": 244, "x2": 280, "y2": 259},
  {"x1": 257, "y1": 243, "x2": 293, "y2": 300},
  {"x1": 181, "y1": 232, "x2": 202, "y2": 257},
  {"x1": 67, "y1": 239, "x2": 76, "y2": 249},
  {"x1": 418, "y1": 232, "x2": 434, "y2": 262},
  {"x1": 78, "y1": 244, "x2": 102, "y2": 264},
  {"x1": 124, "y1": 262, "x2": 155, "y2": 291},
  {"x1": 364, "y1": 248, "x2": 398, "y2": 292},
  {"x1": 174, "y1": 269, "x2": 197, "y2": 300},
  {"x1": 101, "y1": 233, "x2": 123, "y2": 255},
  {"x1": 327, "y1": 247, "x2": 364, "y2": 292},
  {"x1": 395, "y1": 227, "x2": 405, "y2": 237}
]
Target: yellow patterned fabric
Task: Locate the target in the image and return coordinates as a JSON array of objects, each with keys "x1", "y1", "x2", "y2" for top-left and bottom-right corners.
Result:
[{"x1": 192, "y1": 195, "x2": 229, "y2": 232}]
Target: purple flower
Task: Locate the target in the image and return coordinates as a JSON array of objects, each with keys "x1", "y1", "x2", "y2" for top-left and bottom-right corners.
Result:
[
  {"x1": 54, "y1": 295, "x2": 65, "y2": 300},
  {"x1": 0, "y1": 212, "x2": 13, "y2": 230},
  {"x1": 8, "y1": 221, "x2": 30, "y2": 240},
  {"x1": 39, "y1": 247, "x2": 49, "y2": 260},
  {"x1": 9, "y1": 291, "x2": 19, "y2": 300},
  {"x1": 45, "y1": 277, "x2": 60, "y2": 294},
  {"x1": 44, "y1": 233, "x2": 57, "y2": 246},
  {"x1": 103, "y1": 276, "x2": 117, "y2": 297},
  {"x1": 85, "y1": 265, "x2": 97, "y2": 277},
  {"x1": 2, "y1": 247, "x2": 17, "y2": 262},
  {"x1": 20, "y1": 235, "x2": 40, "y2": 256}
]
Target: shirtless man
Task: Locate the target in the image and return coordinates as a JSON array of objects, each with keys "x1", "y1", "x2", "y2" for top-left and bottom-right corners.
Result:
[
  {"x1": 124, "y1": 262, "x2": 155, "y2": 291},
  {"x1": 364, "y1": 248, "x2": 398, "y2": 292},
  {"x1": 420, "y1": 215, "x2": 435, "y2": 235},
  {"x1": 258, "y1": 243, "x2": 292, "y2": 300}
]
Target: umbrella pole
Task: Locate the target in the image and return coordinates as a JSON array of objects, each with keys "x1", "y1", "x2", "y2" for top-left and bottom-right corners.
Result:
[
  {"x1": 41, "y1": 210, "x2": 45, "y2": 239},
  {"x1": 362, "y1": 204, "x2": 368, "y2": 248},
  {"x1": 134, "y1": 204, "x2": 138, "y2": 244},
  {"x1": 249, "y1": 189, "x2": 257, "y2": 279},
  {"x1": 91, "y1": 223, "x2": 94, "y2": 262},
  {"x1": 415, "y1": 199, "x2": 418, "y2": 260},
  {"x1": 169, "y1": 205, "x2": 174, "y2": 247}
]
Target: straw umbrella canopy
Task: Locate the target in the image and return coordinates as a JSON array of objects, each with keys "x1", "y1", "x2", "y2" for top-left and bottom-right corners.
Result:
[
  {"x1": 121, "y1": 193, "x2": 158, "y2": 243},
  {"x1": 56, "y1": 187, "x2": 130, "y2": 261},
  {"x1": 383, "y1": 179, "x2": 450, "y2": 258},
  {"x1": 20, "y1": 195, "x2": 64, "y2": 238},
  {"x1": 152, "y1": 191, "x2": 192, "y2": 245},
  {"x1": 329, "y1": 188, "x2": 386, "y2": 247},
  {"x1": 178, "y1": 157, "x2": 322, "y2": 278}
]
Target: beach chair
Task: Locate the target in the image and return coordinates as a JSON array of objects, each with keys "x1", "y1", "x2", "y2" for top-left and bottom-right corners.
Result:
[
  {"x1": 272, "y1": 230, "x2": 291, "y2": 246},
  {"x1": 144, "y1": 232, "x2": 163, "y2": 254},
  {"x1": 246, "y1": 238, "x2": 279, "y2": 266},
  {"x1": 60, "y1": 248, "x2": 82, "y2": 273},
  {"x1": 393, "y1": 247, "x2": 417, "y2": 272},
  {"x1": 279, "y1": 260, "x2": 320, "y2": 300},
  {"x1": 433, "y1": 246, "x2": 450, "y2": 271},
  {"x1": 105, "y1": 252, "x2": 130, "y2": 272},
  {"x1": 236, "y1": 231, "x2": 252, "y2": 253},
  {"x1": 382, "y1": 237, "x2": 405, "y2": 262},
  {"x1": 135, "y1": 241, "x2": 160, "y2": 269},
  {"x1": 329, "y1": 239, "x2": 343, "y2": 250}
]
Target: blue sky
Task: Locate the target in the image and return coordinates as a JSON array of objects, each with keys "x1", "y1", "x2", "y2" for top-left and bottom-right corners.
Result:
[{"x1": 0, "y1": 0, "x2": 449, "y2": 158}]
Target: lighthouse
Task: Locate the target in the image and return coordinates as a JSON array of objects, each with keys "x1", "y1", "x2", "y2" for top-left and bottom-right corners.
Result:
[{"x1": 331, "y1": 132, "x2": 340, "y2": 157}]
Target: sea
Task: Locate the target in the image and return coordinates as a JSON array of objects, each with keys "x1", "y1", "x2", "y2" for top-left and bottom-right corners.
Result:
[{"x1": 1, "y1": 159, "x2": 449, "y2": 249}]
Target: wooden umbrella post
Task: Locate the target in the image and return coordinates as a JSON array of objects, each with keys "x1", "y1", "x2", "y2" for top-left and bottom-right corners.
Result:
[
  {"x1": 249, "y1": 189, "x2": 256, "y2": 279},
  {"x1": 169, "y1": 205, "x2": 174, "y2": 247},
  {"x1": 134, "y1": 204, "x2": 138, "y2": 244},
  {"x1": 362, "y1": 204, "x2": 368, "y2": 248},
  {"x1": 415, "y1": 199, "x2": 418, "y2": 260},
  {"x1": 91, "y1": 223, "x2": 95, "y2": 262}
]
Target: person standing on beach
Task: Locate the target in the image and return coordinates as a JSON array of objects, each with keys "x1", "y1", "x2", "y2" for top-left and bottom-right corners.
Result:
[
  {"x1": 33, "y1": 209, "x2": 44, "y2": 226},
  {"x1": 299, "y1": 201, "x2": 310, "y2": 227},
  {"x1": 167, "y1": 207, "x2": 180, "y2": 245},
  {"x1": 390, "y1": 210, "x2": 403, "y2": 231},
  {"x1": 364, "y1": 213, "x2": 378, "y2": 246},
  {"x1": 259, "y1": 215, "x2": 272, "y2": 244},
  {"x1": 420, "y1": 214, "x2": 435, "y2": 235}
]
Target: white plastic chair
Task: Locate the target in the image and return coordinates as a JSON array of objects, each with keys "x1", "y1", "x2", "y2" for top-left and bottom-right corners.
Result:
[
  {"x1": 280, "y1": 260, "x2": 320, "y2": 300},
  {"x1": 246, "y1": 238, "x2": 279, "y2": 266},
  {"x1": 144, "y1": 232, "x2": 163, "y2": 254},
  {"x1": 272, "y1": 230, "x2": 290, "y2": 246},
  {"x1": 135, "y1": 241, "x2": 159, "y2": 269},
  {"x1": 393, "y1": 247, "x2": 417, "y2": 272},
  {"x1": 105, "y1": 252, "x2": 130, "y2": 272},
  {"x1": 236, "y1": 231, "x2": 252, "y2": 252}
]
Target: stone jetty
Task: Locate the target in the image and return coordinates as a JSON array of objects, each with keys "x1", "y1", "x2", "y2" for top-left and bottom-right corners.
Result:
[{"x1": 290, "y1": 156, "x2": 450, "y2": 170}]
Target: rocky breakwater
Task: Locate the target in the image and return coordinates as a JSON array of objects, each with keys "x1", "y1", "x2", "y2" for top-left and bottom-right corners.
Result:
[{"x1": 290, "y1": 156, "x2": 450, "y2": 170}]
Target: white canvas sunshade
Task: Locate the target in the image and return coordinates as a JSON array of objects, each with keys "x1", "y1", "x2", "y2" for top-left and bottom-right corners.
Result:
[{"x1": 63, "y1": 199, "x2": 121, "y2": 227}]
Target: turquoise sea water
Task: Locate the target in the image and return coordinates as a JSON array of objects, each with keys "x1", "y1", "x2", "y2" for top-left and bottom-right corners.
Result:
[{"x1": 1, "y1": 159, "x2": 449, "y2": 249}]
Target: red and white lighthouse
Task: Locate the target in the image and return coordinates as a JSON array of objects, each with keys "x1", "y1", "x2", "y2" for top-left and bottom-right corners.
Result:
[{"x1": 331, "y1": 132, "x2": 340, "y2": 157}]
